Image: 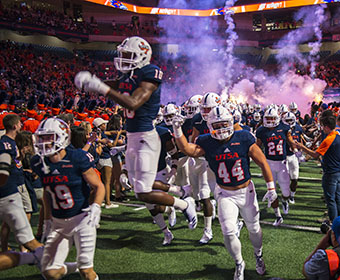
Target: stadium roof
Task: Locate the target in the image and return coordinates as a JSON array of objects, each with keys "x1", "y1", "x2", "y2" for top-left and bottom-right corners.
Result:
[{"x1": 123, "y1": 0, "x2": 286, "y2": 9}]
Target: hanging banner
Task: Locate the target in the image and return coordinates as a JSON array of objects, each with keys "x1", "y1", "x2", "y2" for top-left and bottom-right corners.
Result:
[{"x1": 85, "y1": 0, "x2": 328, "y2": 17}]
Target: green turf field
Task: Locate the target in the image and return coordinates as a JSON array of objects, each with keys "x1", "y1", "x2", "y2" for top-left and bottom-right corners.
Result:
[{"x1": 0, "y1": 160, "x2": 327, "y2": 280}]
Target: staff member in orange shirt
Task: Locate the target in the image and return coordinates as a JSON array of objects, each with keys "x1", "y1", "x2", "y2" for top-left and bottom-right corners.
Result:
[{"x1": 295, "y1": 110, "x2": 340, "y2": 223}]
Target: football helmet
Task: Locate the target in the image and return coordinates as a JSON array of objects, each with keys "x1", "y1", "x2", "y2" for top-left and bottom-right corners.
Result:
[
  {"x1": 253, "y1": 112, "x2": 261, "y2": 122},
  {"x1": 248, "y1": 105, "x2": 254, "y2": 114},
  {"x1": 185, "y1": 95, "x2": 202, "y2": 119},
  {"x1": 279, "y1": 104, "x2": 289, "y2": 116},
  {"x1": 289, "y1": 102, "x2": 298, "y2": 114},
  {"x1": 207, "y1": 106, "x2": 234, "y2": 140},
  {"x1": 114, "y1": 36, "x2": 152, "y2": 73},
  {"x1": 200, "y1": 92, "x2": 221, "y2": 121},
  {"x1": 155, "y1": 107, "x2": 163, "y2": 125},
  {"x1": 263, "y1": 108, "x2": 280, "y2": 128},
  {"x1": 283, "y1": 112, "x2": 296, "y2": 127},
  {"x1": 254, "y1": 104, "x2": 261, "y2": 112},
  {"x1": 163, "y1": 104, "x2": 180, "y2": 126},
  {"x1": 34, "y1": 117, "x2": 70, "y2": 157},
  {"x1": 232, "y1": 109, "x2": 242, "y2": 124}
]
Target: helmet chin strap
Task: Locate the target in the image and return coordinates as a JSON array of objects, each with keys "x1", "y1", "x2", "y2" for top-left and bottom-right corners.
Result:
[{"x1": 41, "y1": 156, "x2": 50, "y2": 175}]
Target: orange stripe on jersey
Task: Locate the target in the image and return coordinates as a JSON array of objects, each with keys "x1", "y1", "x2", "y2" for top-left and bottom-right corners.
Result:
[{"x1": 317, "y1": 130, "x2": 338, "y2": 156}]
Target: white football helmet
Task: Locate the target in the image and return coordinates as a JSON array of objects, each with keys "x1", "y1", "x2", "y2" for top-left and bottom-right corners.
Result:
[
  {"x1": 155, "y1": 107, "x2": 163, "y2": 125},
  {"x1": 248, "y1": 105, "x2": 254, "y2": 114},
  {"x1": 232, "y1": 109, "x2": 242, "y2": 124},
  {"x1": 114, "y1": 36, "x2": 152, "y2": 73},
  {"x1": 253, "y1": 112, "x2": 261, "y2": 122},
  {"x1": 185, "y1": 95, "x2": 202, "y2": 119},
  {"x1": 200, "y1": 92, "x2": 221, "y2": 121},
  {"x1": 283, "y1": 111, "x2": 296, "y2": 127},
  {"x1": 34, "y1": 117, "x2": 70, "y2": 157},
  {"x1": 289, "y1": 102, "x2": 298, "y2": 114},
  {"x1": 263, "y1": 108, "x2": 280, "y2": 128},
  {"x1": 254, "y1": 104, "x2": 261, "y2": 112},
  {"x1": 163, "y1": 104, "x2": 180, "y2": 126},
  {"x1": 207, "y1": 106, "x2": 234, "y2": 140},
  {"x1": 279, "y1": 104, "x2": 289, "y2": 116}
]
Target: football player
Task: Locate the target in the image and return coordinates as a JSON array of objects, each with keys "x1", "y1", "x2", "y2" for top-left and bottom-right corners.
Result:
[
  {"x1": 0, "y1": 114, "x2": 43, "y2": 257},
  {"x1": 74, "y1": 36, "x2": 197, "y2": 229},
  {"x1": 31, "y1": 118, "x2": 105, "y2": 280},
  {"x1": 190, "y1": 92, "x2": 220, "y2": 244},
  {"x1": 172, "y1": 106, "x2": 277, "y2": 280},
  {"x1": 256, "y1": 108, "x2": 296, "y2": 226},
  {"x1": 283, "y1": 112, "x2": 305, "y2": 204}
]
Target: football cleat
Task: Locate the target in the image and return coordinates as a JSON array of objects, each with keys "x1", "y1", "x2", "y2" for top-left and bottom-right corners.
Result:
[
  {"x1": 234, "y1": 260, "x2": 245, "y2": 280},
  {"x1": 273, "y1": 216, "x2": 283, "y2": 227},
  {"x1": 282, "y1": 200, "x2": 289, "y2": 215},
  {"x1": 105, "y1": 203, "x2": 119, "y2": 209},
  {"x1": 255, "y1": 253, "x2": 266, "y2": 275},
  {"x1": 199, "y1": 229, "x2": 213, "y2": 245},
  {"x1": 236, "y1": 220, "x2": 244, "y2": 238},
  {"x1": 180, "y1": 184, "x2": 192, "y2": 199},
  {"x1": 183, "y1": 197, "x2": 198, "y2": 230},
  {"x1": 288, "y1": 196, "x2": 295, "y2": 204},
  {"x1": 211, "y1": 199, "x2": 217, "y2": 220},
  {"x1": 168, "y1": 207, "x2": 177, "y2": 228},
  {"x1": 162, "y1": 231, "x2": 174, "y2": 246}
]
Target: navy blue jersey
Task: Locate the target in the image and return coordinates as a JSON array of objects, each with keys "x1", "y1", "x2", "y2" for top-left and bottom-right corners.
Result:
[
  {"x1": 249, "y1": 119, "x2": 260, "y2": 130},
  {"x1": 31, "y1": 147, "x2": 93, "y2": 219},
  {"x1": 117, "y1": 64, "x2": 162, "y2": 133},
  {"x1": 182, "y1": 118, "x2": 193, "y2": 140},
  {"x1": 192, "y1": 113, "x2": 210, "y2": 135},
  {"x1": 256, "y1": 123, "x2": 291, "y2": 161},
  {"x1": 240, "y1": 124, "x2": 251, "y2": 131},
  {"x1": 287, "y1": 124, "x2": 303, "y2": 156},
  {"x1": 156, "y1": 125, "x2": 172, "y2": 172},
  {"x1": 159, "y1": 123, "x2": 173, "y2": 133},
  {"x1": 196, "y1": 130, "x2": 255, "y2": 187},
  {"x1": 0, "y1": 135, "x2": 24, "y2": 198}
]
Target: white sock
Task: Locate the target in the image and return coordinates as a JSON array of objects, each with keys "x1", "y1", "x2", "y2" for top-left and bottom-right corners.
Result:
[
  {"x1": 291, "y1": 191, "x2": 296, "y2": 197},
  {"x1": 274, "y1": 207, "x2": 281, "y2": 217},
  {"x1": 173, "y1": 197, "x2": 187, "y2": 211},
  {"x1": 204, "y1": 216, "x2": 213, "y2": 231},
  {"x1": 153, "y1": 213, "x2": 167, "y2": 231},
  {"x1": 168, "y1": 185, "x2": 182, "y2": 197},
  {"x1": 18, "y1": 252, "x2": 35, "y2": 265}
]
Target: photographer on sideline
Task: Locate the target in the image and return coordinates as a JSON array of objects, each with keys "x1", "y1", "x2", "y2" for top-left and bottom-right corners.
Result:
[{"x1": 303, "y1": 216, "x2": 340, "y2": 279}]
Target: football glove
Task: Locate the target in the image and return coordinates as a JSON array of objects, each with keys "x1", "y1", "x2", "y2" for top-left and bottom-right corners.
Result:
[
  {"x1": 85, "y1": 203, "x2": 101, "y2": 228},
  {"x1": 119, "y1": 173, "x2": 132, "y2": 191},
  {"x1": 262, "y1": 189, "x2": 278, "y2": 208},
  {"x1": 110, "y1": 145, "x2": 126, "y2": 157},
  {"x1": 74, "y1": 71, "x2": 110, "y2": 96}
]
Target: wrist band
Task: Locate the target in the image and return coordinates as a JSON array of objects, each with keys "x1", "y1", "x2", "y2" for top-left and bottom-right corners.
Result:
[
  {"x1": 173, "y1": 126, "x2": 183, "y2": 138},
  {"x1": 266, "y1": 181, "x2": 275, "y2": 190},
  {"x1": 87, "y1": 141, "x2": 92, "y2": 146}
]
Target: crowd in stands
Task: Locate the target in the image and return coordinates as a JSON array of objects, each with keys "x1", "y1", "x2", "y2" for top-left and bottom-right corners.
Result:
[{"x1": 0, "y1": 2, "x2": 93, "y2": 34}]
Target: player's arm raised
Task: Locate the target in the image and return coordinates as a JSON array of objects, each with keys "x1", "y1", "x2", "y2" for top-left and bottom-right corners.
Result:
[
  {"x1": 74, "y1": 71, "x2": 158, "y2": 111},
  {"x1": 172, "y1": 116, "x2": 205, "y2": 158}
]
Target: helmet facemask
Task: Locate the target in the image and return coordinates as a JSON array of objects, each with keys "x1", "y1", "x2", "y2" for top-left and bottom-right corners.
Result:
[{"x1": 207, "y1": 106, "x2": 234, "y2": 140}]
